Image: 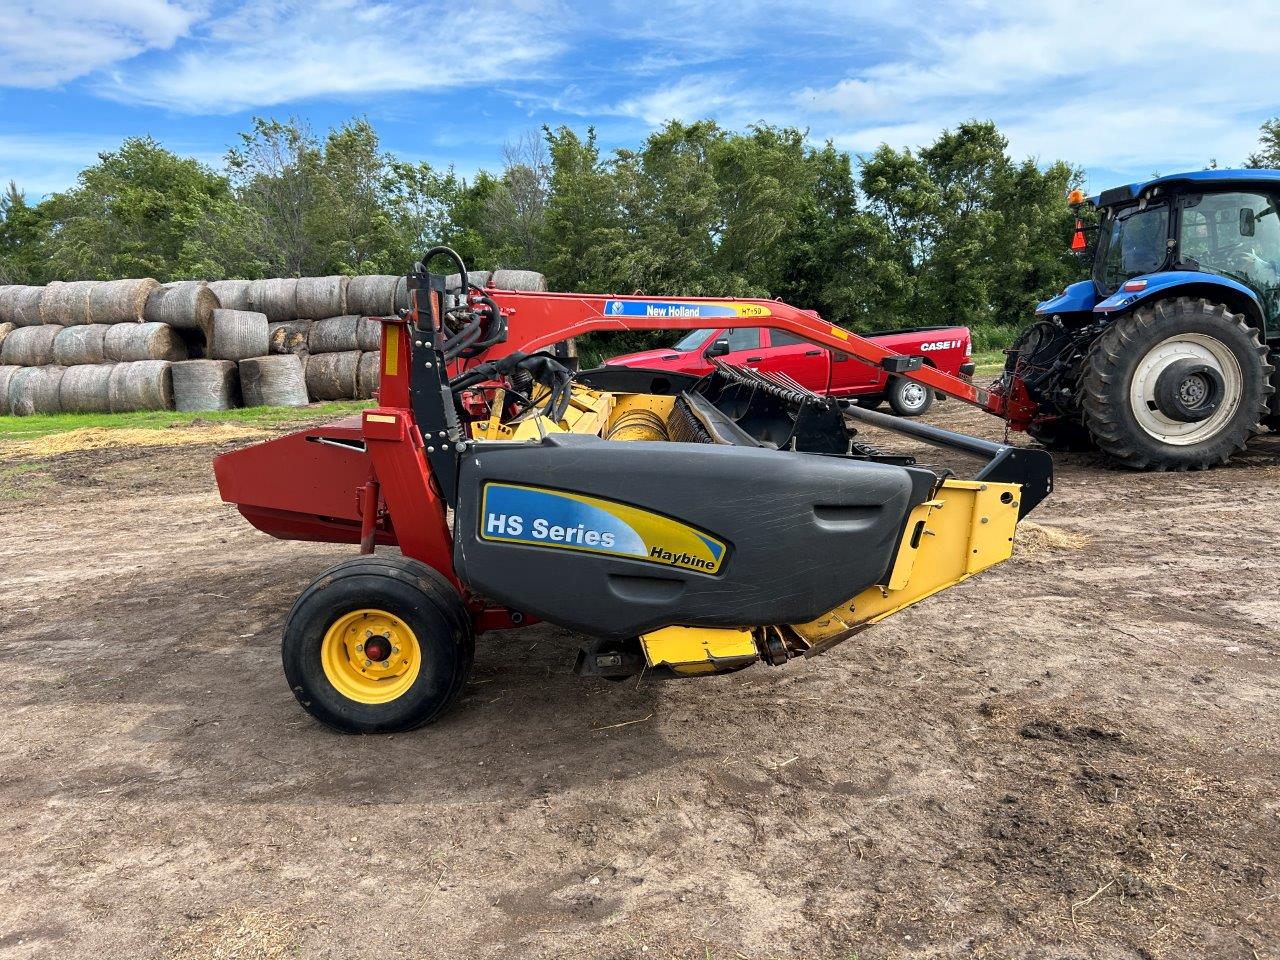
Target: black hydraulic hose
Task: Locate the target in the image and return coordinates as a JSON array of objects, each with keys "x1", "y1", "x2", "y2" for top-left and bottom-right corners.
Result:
[{"x1": 416, "y1": 245, "x2": 468, "y2": 295}]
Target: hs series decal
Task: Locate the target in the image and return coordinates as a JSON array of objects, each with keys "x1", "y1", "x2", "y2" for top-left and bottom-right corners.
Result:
[{"x1": 480, "y1": 483, "x2": 727, "y2": 574}]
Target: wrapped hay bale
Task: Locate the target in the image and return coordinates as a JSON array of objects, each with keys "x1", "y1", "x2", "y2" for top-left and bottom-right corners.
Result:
[
  {"x1": 103, "y1": 322, "x2": 188, "y2": 362},
  {"x1": 87, "y1": 278, "x2": 158, "y2": 323},
  {"x1": 490, "y1": 269, "x2": 548, "y2": 292},
  {"x1": 239, "y1": 355, "x2": 308, "y2": 407},
  {"x1": 1, "y1": 324, "x2": 64, "y2": 366},
  {"x1": 145, "y1": 280, "x2": 218, "y2": 332},
  {"x1": 53, "y1": 324, "x2": 110, "y2": 365},
  {"x1": 40, "y1": 280, "x2": 98, "y2": 325},
  {"x1": 357, "y1": 351, "x2": 381, "y2": 400},
  {"x1": 2, "y1": 285, "x2": 45, "y2": 326},
  {"x1": 308, "y1": 315, "x2": 360, "y2": 353},
  {"x1": 108, "y1": 360, "x2": 173, "y2": 412},
  {"x1": 356, "y1": 315, "x2": 382, "y2": 352},
  {"x1": 207, "y1": 279, "x2": 252, "y2": 311},
  {"x1": 296, "y1": 275, "x2": 348, "y2": 319},
  {"x1": 0, "y1": 364, "x2": 21, "y2": 404},
  {"x1": 346, "y1": 275, "x2": 397, "y2": 316},
  {"x1": 248, "y1": 277, "x2": 298, "y2": 322},
  {"x1": 59, "y1": 363, "x2": 117, "y2": 413},
  {"x1": 173, "y1": 359, "x2": 240, "y2": 412},
  {"x1": 0, "y1": 322, "x2": 13, "y2": 353},
  {"x1": 209, "y1": 309, "x2": 269, "y2": 361},
  {"x1": 304, "y1": 350, "x2": 360, "y2": 401},
  {"x1": 268, "y1": 320, "x2": 310, "y2": 356},
  {"x1": 7, "y1": 365, "x2": 67, "y2": 415}
]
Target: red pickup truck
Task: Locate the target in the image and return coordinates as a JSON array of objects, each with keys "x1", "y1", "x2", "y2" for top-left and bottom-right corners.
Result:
[{"x1": 604, "y1": 324, "x2": 974, "y2": 416}]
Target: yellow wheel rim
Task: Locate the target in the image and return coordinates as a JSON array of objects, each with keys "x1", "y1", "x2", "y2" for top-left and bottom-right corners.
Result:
[{"x1": 321, "y1": 608, "x2": 422, "y2": 705}]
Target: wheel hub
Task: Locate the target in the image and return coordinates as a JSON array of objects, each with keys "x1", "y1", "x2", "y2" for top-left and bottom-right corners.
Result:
[
  {"x1": 321, "y1": 609, "x2": 421, "y2": 704},
  {"x1": 900, "y1": 382, "x2": 927, "y2": 408},
  {"x1": 1128, "y1": 333, "x2": 1242, "y2": 445}
]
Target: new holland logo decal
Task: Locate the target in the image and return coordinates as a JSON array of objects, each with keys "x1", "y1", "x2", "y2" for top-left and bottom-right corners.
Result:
[
  {"x1": 479, "y1": 483, "x2": 727, "y2": 574},
  {"x1": 601, "y1": 300, "x2": 771, "y2": 320}
]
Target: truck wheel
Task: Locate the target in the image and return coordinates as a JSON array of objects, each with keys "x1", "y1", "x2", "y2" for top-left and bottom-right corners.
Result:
[
  {"x1": 886, "y1": 377, "x2": 933, "y2": 417},
  {"x1": 853, "y1": 395, "x2": 883, "y2": 410},
  {"x1": 1080, "y1": 297, "x2": 1273, "y2": 470},
  {"x1": 282, "y1": 556, "x2": 474, "y2": 733}
]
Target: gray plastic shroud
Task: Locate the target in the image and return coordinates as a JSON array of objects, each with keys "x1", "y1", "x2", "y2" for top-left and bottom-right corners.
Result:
[{"x1": 453, "y1": 435, "x2": 934, "y2": 641}]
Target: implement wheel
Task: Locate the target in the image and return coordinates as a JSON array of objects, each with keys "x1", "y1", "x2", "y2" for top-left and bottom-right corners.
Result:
[
  {"x1": 1081, "y1": 297, "x2": 1273, "y2": 470},
  {"x1": 282, "y1": 556, "x2": 474, "y2": 733}
]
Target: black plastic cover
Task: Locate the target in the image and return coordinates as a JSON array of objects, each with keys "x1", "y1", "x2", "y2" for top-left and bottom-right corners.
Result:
[{"x1": 453, "y1": 434, "x2": 933, "y2": 640}]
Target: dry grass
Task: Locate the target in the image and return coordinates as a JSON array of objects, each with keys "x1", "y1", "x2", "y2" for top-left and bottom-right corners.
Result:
[
  {"x1": 0, "y1": 424, "x2": 267, "y2": 459},
  {"x1": 165, "y1": 908, "x2": 304, "y2": 960}
]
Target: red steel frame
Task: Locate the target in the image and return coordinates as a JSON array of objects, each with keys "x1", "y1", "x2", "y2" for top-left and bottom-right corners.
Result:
[{"x1": 214, "y1": 286, "x2": 1032, "y2": 633}]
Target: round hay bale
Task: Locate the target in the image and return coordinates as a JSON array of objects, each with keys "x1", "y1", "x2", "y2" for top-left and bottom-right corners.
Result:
[
  {"x1": 58, "y1": 363, "x2": 117, "y2": 413},
  {"x1": 209, "y1": 309, "x2": 269, "y2": 361},
  {"x1": 53, "y1": 324, "x2": 110, "y2": 365},
  {"x1": 7, "y1": 365, "x2": 67, "y2": 415},
  {"x1": 308, "y1": 315, "x2": 360, "y2": 354},
  {"x1": 490, "y1": 269, "x2": 548, "y2": 292},
  {"x1": 2, "y1": 285, "x2": 45, "y2": 326},
  {"x1": 173, "y1": 359, "x2": 240, "y2": 412},
  {"x1": 108, "y1": 360, "x2": 173, "y2": 412},
  {"x1": 268, "y1": 320, "x2": 311, "y2": 356},
  {"x1": 239, "y1": 355, "x2": 308, "y2": 407},
  {"x1": 40, "y1": 280, "x2": 98, "y2": 325},
  {"x1": 346, "y1": 275, "x2": 398, "y2": 316},
  {"x1": 304, "y1": 350, "x2": 360, "y2": 401},
  {"x1": 145, "y1": 280, "x2": 218, "y2": 332},
  {"x1": 356, "y1": 316, "x2": 383, "y2": 353},
  {"x1": 87, "y1": 278, "x2": 158, "y2": 324},
  {"x1": 103, "y1": 322, "x2": 189, "y2": 362},
  {"x1": 207, "y1": 279, "x2": 252, "y2": 311},
  {"x1": 0, "y1": 364, "x2": 21, "y2": 404},
  {"x1": 1, "y1": 324, "x2": 63, "y2": 366},
  {"x1": 296, "y1": 275, "x2": 348, "y2": 319},
  {"x1": 248, "y1": 277, "x2": 298, "y2": 322},
  {"x1": 357, "y1": 351, "x2": 381, "y2": 400},
  {"x1": 0, "y1": 322, "x2": 13, "y2": 353}
]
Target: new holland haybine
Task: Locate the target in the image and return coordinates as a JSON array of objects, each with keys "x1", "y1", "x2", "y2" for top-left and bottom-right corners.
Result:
[{"x1": 215, "y1": 249, "x2": 1051, "y2": 733}]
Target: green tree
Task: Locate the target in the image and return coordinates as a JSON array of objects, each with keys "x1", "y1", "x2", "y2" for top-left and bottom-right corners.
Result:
[
  {"x1": 39, "y1": 136, "x2": 250, "y2": 281},
  {"x1": 1247, "y1": 118, "x2": 1280, "y2": 168},
  {"x1": 0, "y1": 182, "x2": 48, "y2": 284}
]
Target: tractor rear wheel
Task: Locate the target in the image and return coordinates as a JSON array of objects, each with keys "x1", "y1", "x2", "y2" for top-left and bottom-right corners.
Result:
[
  {"x1": 282, "y1": 556, "x2": 474, "y2": 733},
  {"x1": 1080, "y1": 297, "x2": 1273, "y2": 470},
  {"x1": 1027, "y1": 417, "x2": 1095, "y2": 452}
]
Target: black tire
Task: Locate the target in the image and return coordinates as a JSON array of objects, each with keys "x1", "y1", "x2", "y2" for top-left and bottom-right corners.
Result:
[
  {"x1": 1027, "y1": 417, "x2": 1095, "y2": 452},
  {"x1": 282, "y1": 555, "x2": 474, "y2": 733},
  {"x1": 853, "y1": 395, "x2": 883, "y2": 410},
  {"x1": 886, "y1": 376, "x2": 933, "y2": 417},
  {"x1": 1080, "y1": 297, "x2": 1273, "y2": 470}
]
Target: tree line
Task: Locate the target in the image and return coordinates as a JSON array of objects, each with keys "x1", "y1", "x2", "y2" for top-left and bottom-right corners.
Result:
[{"x1": 2, "y1": 115, "x2": 1275, "y2": 352}]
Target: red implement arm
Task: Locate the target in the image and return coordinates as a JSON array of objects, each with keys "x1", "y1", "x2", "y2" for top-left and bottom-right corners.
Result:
[{"x1": 474, "y1": 290, "x2": 1030, "y2": 421}]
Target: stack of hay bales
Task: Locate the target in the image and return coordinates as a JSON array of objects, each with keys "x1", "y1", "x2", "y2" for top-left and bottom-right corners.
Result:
[{"x1": 0, "y1": 268, "x2": 543, "y2": 416}]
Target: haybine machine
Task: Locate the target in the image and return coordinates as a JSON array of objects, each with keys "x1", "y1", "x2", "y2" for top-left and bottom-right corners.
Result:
[{"x1": 215, "y1": 249, "x2": 1051, "y2": 733}]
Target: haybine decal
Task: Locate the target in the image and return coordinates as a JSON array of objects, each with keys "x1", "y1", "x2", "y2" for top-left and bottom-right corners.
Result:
[
  {"x1": 603, "y1": 300, "x2": 772, "y2": 320},
  {"x1": 480, "y1": 483, "x2": 727, "y2": 574}
]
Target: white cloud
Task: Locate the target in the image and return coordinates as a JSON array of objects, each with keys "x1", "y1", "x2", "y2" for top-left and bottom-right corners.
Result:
[
  {"x1": 99, "y1": 0, "x2": 567, "y2": 113},
  {"x1": 0, "y1": 0, "x2": 204, "y2": 86},
  {"x1": 798, "y1": 0, "x2": 1280, "y2": 178},
  {"x1": 0, "y1": 133, "x2": 124, "y2": 197}
]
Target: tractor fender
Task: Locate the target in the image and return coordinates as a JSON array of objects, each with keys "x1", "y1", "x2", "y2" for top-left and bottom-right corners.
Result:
[
  {"x1": 1035, "y1": 279, "x2": 1097, "y2": 316},
  {"x1": 1093, "y1": 271, "x2": 1266, "y2": 329}
]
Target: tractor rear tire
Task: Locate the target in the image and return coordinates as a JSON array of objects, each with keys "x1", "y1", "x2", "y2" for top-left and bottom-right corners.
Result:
[
  {"x1": 886, "y1": 377, "x2": 933, "y2": 417},
  {"x1": 1080, "y1": 297, "x2": 1273, "y2": 470},
  {"x1": 282, "y1": 555, "x2": 474, "y2": 733}
]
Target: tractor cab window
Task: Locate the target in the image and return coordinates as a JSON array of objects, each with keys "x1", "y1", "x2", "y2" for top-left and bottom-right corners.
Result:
[
  {"x1": 1094, "y1": 202, "x2": 1170, "y2": 294},
  {"x1": 1179, "y1": 192, "x2": 1280, "y2": 307}
]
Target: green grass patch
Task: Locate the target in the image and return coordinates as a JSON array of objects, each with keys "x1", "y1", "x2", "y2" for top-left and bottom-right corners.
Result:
[
  {"x1": 972, "y1": 349, "x2": 1007, "y2": 377},
  {"x1": 0, "y1": 401, "x2": 372, "y2": 441},
  {"x1": 0, "y1": 461, "x2": 52, "y2": 500}
]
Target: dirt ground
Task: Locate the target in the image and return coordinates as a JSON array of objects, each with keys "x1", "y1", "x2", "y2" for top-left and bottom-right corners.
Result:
[{"x1": 1, "y1": 402, "x2": 1278, "y2": 960}]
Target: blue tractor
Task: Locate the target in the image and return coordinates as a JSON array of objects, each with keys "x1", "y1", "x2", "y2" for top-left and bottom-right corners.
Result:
[{"x1": 1001, "y1": 169, "x2": 1279, "y2": 470}]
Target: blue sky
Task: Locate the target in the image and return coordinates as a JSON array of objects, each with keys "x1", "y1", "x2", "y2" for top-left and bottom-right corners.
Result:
[{"x1": 1, "y1": 0, "x2": 1277, "y2": 199}]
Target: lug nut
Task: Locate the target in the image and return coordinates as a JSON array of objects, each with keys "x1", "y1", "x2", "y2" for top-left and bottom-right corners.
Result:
[
  {"x1": 364, "y1": 659, "x2": 372, "y2": 667},
  {"x1": 356, "y1": 643, "x2": 364, "y2": 652}
]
